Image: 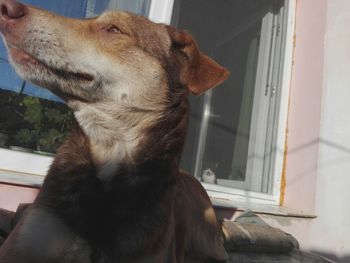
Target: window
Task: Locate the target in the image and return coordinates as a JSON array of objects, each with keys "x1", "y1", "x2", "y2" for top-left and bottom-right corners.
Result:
[
  {"x1": 171, "y1": 0, "x2": 295, "y2": 202},
  {"x1": 0, "y1": 0, "x2": 295, "y2": 206}
]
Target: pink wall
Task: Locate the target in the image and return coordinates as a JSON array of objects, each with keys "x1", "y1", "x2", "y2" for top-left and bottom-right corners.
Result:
[
  {"x1": 0, "y1": 184, "x2": 38, "y2": 211},
  {"x1": 284, "y1": 0, "x2": 327, "y2": 214}
]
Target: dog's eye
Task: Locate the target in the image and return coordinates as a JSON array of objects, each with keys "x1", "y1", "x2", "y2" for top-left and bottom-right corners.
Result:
[{"x1": 107, "y1": 25, "x2": 122, "y2": 34}]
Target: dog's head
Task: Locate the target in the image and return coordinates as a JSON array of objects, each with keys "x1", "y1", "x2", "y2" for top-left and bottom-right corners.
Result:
[
  {"x1": 0, "y1": 0, "x2": 228, "y2": 101},
  {"x1": 0, "y1": 0, "x2": 229, "y2": 172}
]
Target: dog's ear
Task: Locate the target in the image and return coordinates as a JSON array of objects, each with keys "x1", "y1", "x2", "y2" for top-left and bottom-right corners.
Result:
[{"x1": 168, "y1": 27, "x2": 230, "y2": 95}]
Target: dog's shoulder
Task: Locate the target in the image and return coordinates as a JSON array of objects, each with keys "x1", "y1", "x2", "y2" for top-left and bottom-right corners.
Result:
[{"x1": 175, "y1": 171, "x2": 227, "y2": 262}]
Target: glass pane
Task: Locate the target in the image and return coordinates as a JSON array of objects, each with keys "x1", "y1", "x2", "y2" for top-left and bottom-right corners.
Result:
[
  {"x1": 180, "y1": 96, "x2": 204, "y2": 175},
  {"x1": 175, "y1": 0, "x2": 277, "y2": 190},
  {"x1": 0, "y1": 0, "x2": 150, "y2": 154},
  {"x1": 203, "y1": 22, "x2": 261, "y2": 183}
]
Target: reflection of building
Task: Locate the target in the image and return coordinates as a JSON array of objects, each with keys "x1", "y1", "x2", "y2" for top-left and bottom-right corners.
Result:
[{"x1": 0, "y1": 0, "x2": 349, "y2": 261}]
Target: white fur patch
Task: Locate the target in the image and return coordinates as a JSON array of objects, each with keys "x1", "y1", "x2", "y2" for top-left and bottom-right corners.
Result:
[{"x1": 71, "y1": 99, "x2": 163, "y2": 180}]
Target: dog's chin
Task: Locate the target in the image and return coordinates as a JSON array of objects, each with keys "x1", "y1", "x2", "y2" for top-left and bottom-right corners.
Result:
[{"x1": 8, "y1": 46, "x2": 95, "y2": 98}]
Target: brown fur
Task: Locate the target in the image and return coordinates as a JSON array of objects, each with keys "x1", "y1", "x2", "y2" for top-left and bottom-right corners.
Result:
[{"x1": 0, "y1": 0, "x2": 229, "y2": 262}]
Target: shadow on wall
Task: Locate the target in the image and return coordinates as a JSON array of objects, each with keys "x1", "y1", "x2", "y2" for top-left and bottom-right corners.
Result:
[{"x1": 312, "y1": 251, "x2": 350, "y2": 263}]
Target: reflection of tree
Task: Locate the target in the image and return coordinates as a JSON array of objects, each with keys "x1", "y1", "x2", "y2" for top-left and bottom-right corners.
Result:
[
  {"x1": 15, "y1": 96, "x2": 74, "y2": 152},
  {"x1": 0, "y1": 90, "x2": 74, "y2": 153}
]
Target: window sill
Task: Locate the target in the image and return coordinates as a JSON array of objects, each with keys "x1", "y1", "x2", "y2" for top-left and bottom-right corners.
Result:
[
  {"x1": 203, "y1": 183, "x2": 316, "y2": 218},
  {"x1": 0, "y1": 169, "x2": 43, "y2": 188},
  {"x1": 0, "y1": 148, "x2": 52, "y2": 176},
  {"x1": 210, "y1": 195, "x2": 316, "y2": 219}
]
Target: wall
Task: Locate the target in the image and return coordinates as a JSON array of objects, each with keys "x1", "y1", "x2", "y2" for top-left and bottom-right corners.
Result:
[
  {"x1": 310, "y1": 0, "x2": 350, "y2": 259},
  {"x1": 283, "y1": 0, "x2": 350, "y2": 261},
  {"x1": 284, "y1": 0, "x2": 326, "y2": 214}
]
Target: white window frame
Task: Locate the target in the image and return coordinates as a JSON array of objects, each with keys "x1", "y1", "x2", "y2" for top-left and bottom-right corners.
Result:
[
  {"x1": 148, "y1": 0, "x2": 174, "y2": 24},
  {"x1": 0, "y1": 0, "x2": 296, "y2": 210}
]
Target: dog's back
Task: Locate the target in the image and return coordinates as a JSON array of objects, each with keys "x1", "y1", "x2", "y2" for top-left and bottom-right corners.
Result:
[{"x1": 175, "y1": 172, "x2": 227, "y2": 262}]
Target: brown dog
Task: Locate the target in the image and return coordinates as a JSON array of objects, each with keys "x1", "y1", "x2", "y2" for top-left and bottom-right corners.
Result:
[{"x1": 0, "y1": 0, "x2": 229, "y2": 262}]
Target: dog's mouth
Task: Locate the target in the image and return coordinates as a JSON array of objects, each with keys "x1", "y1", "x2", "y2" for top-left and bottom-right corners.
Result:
[
  {"x1": 50, "y1": 66, "x2": 95, "y2": 82},
  {"x1": 9, "y1": 46, "x2": 95, "y2": 83}
]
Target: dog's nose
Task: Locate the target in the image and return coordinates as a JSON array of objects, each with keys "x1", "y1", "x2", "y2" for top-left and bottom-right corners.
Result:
[{"x1": 0, "y1": 0, "x2": 26, "y2": 20}]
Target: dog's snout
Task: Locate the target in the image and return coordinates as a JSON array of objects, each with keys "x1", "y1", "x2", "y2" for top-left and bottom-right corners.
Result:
[{"x1": 0, "y1": 0, "x2": 26, "y2": 20}]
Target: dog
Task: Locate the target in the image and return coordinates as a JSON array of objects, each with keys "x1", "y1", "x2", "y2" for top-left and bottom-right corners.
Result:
[{"x1": 0, "y1": 0, "x2": 230, "y2": 262}]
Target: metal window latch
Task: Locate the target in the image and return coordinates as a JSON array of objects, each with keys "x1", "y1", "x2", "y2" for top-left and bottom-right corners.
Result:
[
  {"x1": 276, "y1": 23, "x2": 281, "y2": 37},
  {"x1": 265, "y1": 84, "x2": 270, "y2": 96}
]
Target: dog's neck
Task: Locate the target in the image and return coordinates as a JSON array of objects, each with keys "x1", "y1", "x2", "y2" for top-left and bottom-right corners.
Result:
[
  {"x1": 67, "y1": 98, "x2": 187, "y2": 181},
  {"x1": 38, "y1": 126, "x2": 178, "y2": 238}
]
